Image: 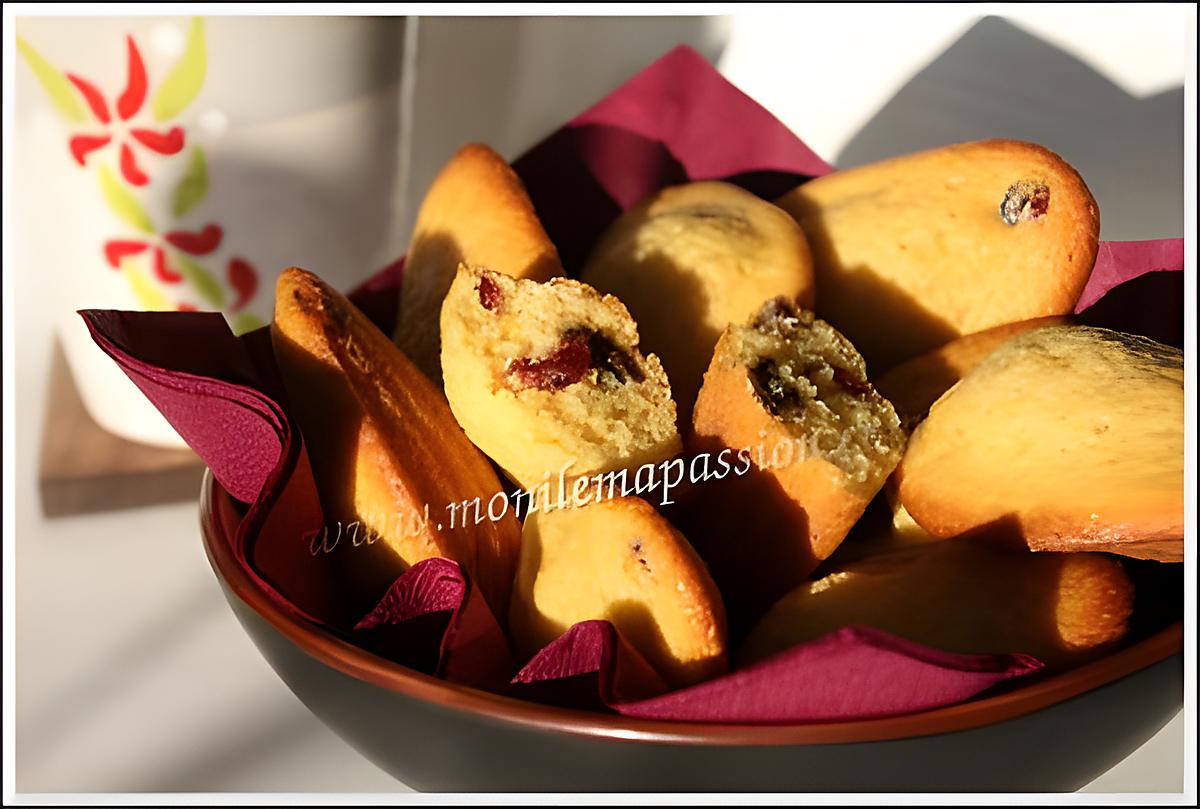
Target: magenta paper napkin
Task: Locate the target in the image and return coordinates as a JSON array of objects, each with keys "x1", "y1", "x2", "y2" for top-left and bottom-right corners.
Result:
[
  {"x1": 81, "y1": 44, "x2": 1182, "y2": 719},
  {"x1": 513, "y1": 622, "x2": 1041, "y2": 723},
  {"x1": 354, "y1": 557, "x2": 514, "y2": 691}
]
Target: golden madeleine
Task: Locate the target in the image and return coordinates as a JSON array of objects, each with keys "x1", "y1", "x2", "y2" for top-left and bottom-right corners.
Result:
[
  {"x1": 876, "y1": 315, "x2": 1073, "y2": 430},
  {"x1": 741, "y1": 539, "x2": 1134, "y2": 669},
  {"x1": 581, "y1": 181, "x2": 814, "y2": 423},
  {"x1": 272, "y1": 267, "x2": 521, "y2": 618},
  {"x1": 395, "y1": 143, "x2": 562, "y2": 383},
  {"x1": 874, "y1": 316, "x2": 1072, "y2": 544},
  {"x1": 440, "y1": 265, "x2": 680, "y2": 490},
  {"x1": 776, "y1": 139, "x2": 1099, "y2": 369},
  {"x1": 896, "y1": 325, "x2": 1183, "y2": 561},
  {"x1": 509, "y1": 496, "x2": 727, "y2": 689},
  {"x1": 686, "y1": 297, "x2": 906, "y2": 627}
]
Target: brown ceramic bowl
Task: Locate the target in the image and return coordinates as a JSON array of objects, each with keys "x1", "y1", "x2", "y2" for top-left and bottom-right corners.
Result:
[{"x1": 200, "y1": 472, "x2": 1182, "y2": 792}]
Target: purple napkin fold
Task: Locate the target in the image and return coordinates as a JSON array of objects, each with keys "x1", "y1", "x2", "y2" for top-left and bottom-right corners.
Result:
[
  {"x1": 513, "y1": 621, "x2": 1041, "y2": 723},
  {"x1": 1077, "y1": 238, "x2": 1185, "y2": 312},
  {"x1": 80, "y1": 310, "x2": 284, "y2": 504},
  {"x1": 355, "y1": 558, "x2": 514, "y2": 690}
]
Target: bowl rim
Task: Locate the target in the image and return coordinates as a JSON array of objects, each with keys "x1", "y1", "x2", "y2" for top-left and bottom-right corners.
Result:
[{"x1": 200, "y1": 471, "x2": 1183, "y2": 746}]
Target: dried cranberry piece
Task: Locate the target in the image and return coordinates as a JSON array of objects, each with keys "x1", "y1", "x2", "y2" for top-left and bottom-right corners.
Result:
[
  {"x1": 831, "y1": 367, "x2": 873, "y2": 397},
  {"x1": 477, "y1": 275, "x2": 503, "y2": 311},
  {"x1": 506, "y1": 332, "x2": 592, "y2": 391},
  {"x1": 1000, "y1": 182, "x2": 1051, "y2": 224},
  {"x1": 752, "y1": 296, "x2": 814, "y2": 337},
  {"x1": 505, "y1": 328, "x2": 644, "y2": 392}
]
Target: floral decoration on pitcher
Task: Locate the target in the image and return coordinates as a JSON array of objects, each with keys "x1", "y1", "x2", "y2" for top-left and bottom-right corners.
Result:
[{"x1": 18, "y1": 18, "x2": 263, "y2": 334}]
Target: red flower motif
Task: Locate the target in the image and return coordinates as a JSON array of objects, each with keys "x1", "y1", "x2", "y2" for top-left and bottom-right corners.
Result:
[
  {"x1": 66, "y1": 36, "x2": 184, "y2": 186},
  {"x1": 163, "y1": 224, "x2": 222, "y2": 255},
  {"x1": 226, "y1": 257, "x2": 259, "y2": 312},
  {"x1": 103, "y1": 224, "x2": 223, "y2": 283}
]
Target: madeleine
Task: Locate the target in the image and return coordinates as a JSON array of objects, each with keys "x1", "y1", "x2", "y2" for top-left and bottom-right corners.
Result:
[
  {"x1": 395, "y1": 143, "x2": 562, "y2": 383},
  {"x1": 440, "y1": 265, "x2": 680, "y2": 490},
  {"x1": 876, "y1": 315, "x2": 1072, "y2": 430},
  {"x1": 272, "y1": 267, "x2": 522, "y2": 617},
  {"x1": 896, "y1": 325, "x2": 1183, "y2": 561},
  {"x1": 741, "y1": 539, "x2": 1134, "y2": 669},
  {"x1": 775, "y1": 139, "x2": 1099, "y2": 369},
  {"x1": 686, "y1": 298, "x2": 906, "y2": 627},
  {"x1": 581, "y1": 181, "x2": 814, "y2": 423},
  {"x1": 509, "y1": 496, "x2": 727, "y2": 689}
]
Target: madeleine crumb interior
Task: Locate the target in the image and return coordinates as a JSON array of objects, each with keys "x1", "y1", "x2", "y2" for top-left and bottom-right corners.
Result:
[
  {"x1": 440, "y1": 265, "x2": 681, "y2": 489},
  {"x1": 736, "y1": 298, "x2": 905, "y2": 498}
]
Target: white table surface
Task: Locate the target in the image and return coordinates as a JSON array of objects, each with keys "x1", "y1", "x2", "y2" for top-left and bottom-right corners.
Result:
[{"x1": 9, "y1": 8, "x2": 1190, "y2": 798}]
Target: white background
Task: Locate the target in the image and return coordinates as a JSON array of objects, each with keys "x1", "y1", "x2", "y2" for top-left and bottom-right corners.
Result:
[{"x1": 7, "y1": 6, "x2": 1193, "y2": 797}]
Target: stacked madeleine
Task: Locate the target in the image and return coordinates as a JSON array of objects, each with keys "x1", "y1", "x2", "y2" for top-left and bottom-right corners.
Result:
[{"x1": 269, "y1": 140, "x2": 1182, "y2": 698}]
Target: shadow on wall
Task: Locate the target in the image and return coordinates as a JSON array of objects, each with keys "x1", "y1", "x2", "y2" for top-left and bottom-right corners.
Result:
[{"x1": 836, "y1": 16, "x2": 1183, "y2": 241}]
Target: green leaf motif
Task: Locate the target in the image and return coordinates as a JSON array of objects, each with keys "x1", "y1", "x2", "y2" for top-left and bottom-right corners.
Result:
[
  {"x1": 175, "y1": 254, "x2": 226, "y2": 309},
  {"x1": 230, "y1": 312, "x2": 266, "y2": 336},
  {"x1": 16, "y1": 36, "x2": 88, "y2": 123},
  {"x1": 172, "y1": 146, "x2": 209, "y2": 217},
  {"x1": 119, "y1": 258, "x2": 173, "y2": 312},
  {"x1": 98, "y1": 165, "x2": 155, "y2": 234},
  {"x1": 153, "y1": 18, "x2": 207, "y2": 122}
]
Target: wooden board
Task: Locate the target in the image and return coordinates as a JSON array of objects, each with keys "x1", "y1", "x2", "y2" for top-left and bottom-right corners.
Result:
[{"x1": 38, "y1": 339, "x2": 207, "y2": 517}]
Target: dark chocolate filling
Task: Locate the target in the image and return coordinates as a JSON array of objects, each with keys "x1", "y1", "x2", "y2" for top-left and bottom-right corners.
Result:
[{"x1": 588, "y1": 331, "x2": 645, "y2": 387}]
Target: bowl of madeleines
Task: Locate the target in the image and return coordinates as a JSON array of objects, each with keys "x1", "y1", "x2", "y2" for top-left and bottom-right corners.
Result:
[{"x1": 189, "y1": 134, "x2": 1185, "y2": 793}]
